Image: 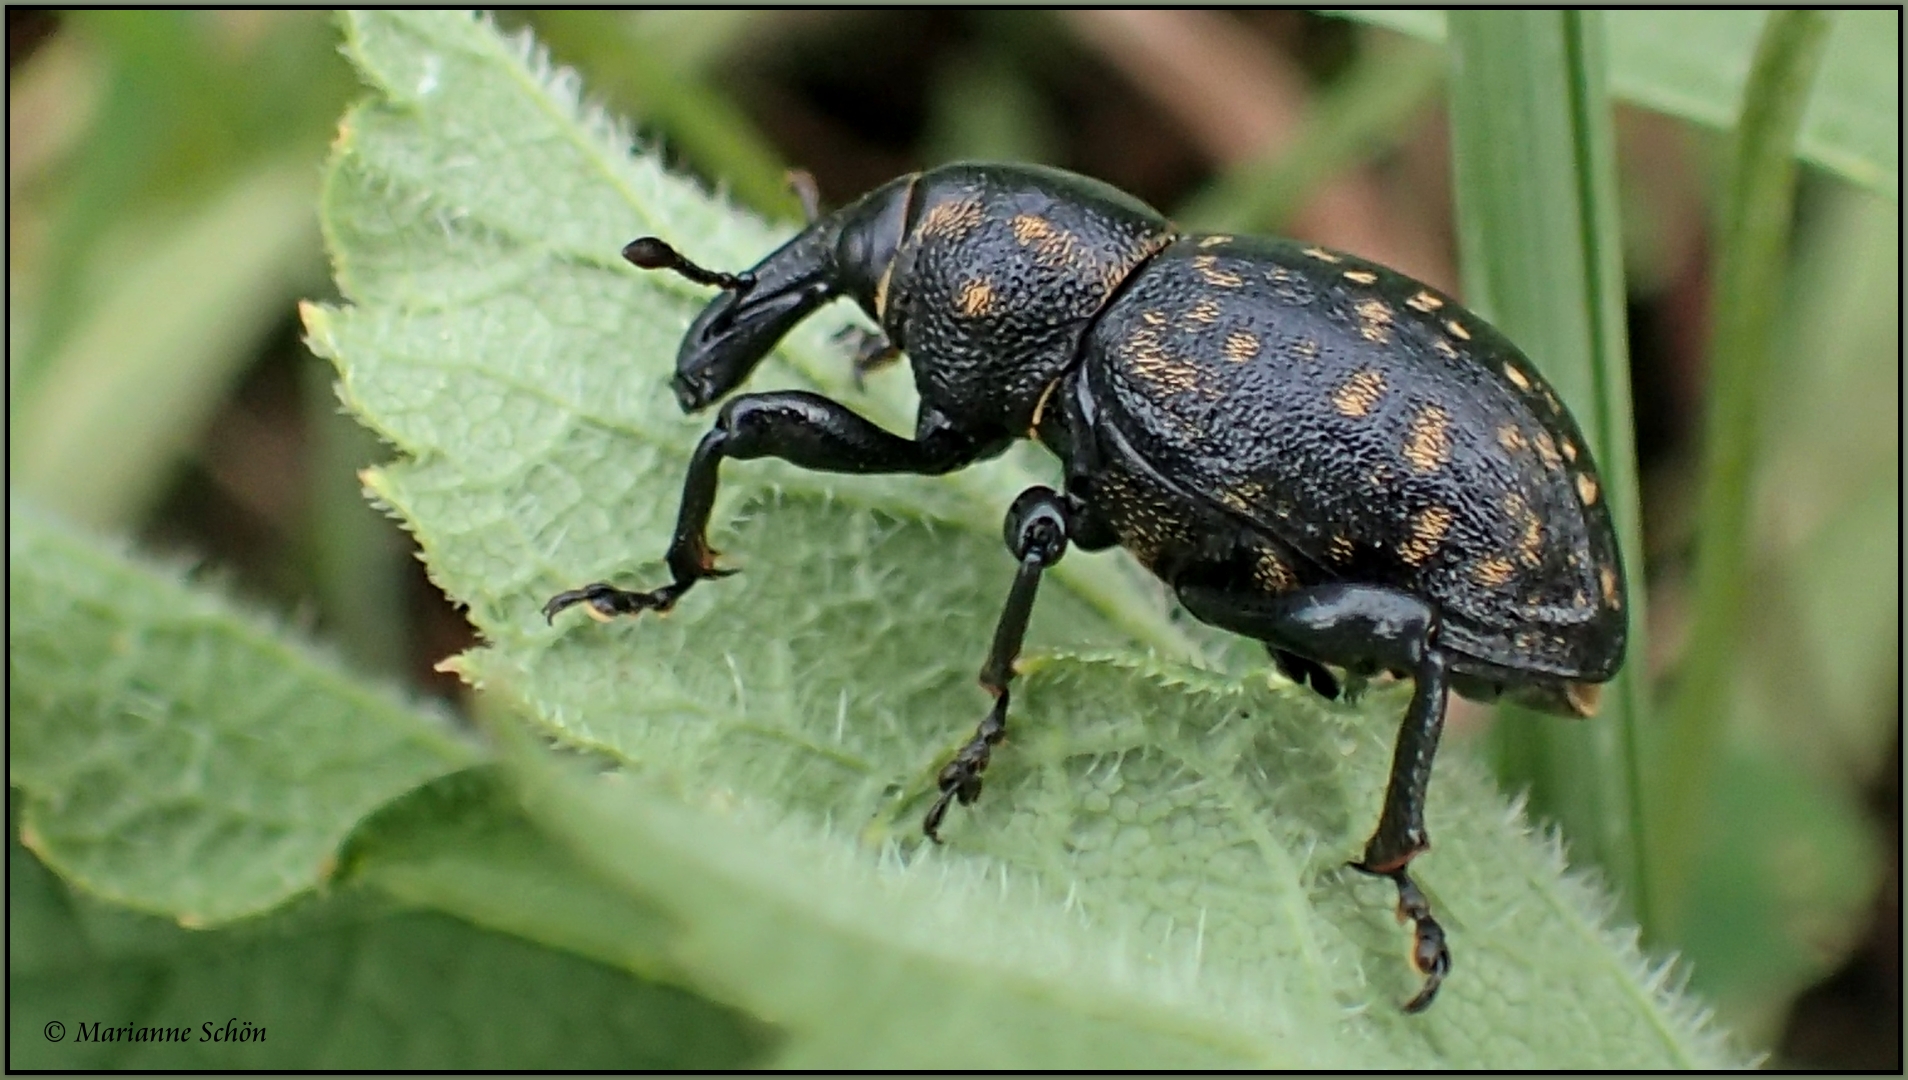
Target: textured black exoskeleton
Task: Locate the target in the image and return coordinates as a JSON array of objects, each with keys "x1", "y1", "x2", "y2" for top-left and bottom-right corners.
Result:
[{"x1": 543, "y1": 163, "x2": 1629, "y2": 1013}]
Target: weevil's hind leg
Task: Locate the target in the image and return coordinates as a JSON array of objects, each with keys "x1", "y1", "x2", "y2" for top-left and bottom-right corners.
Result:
[
  {"x1": 924, "y1": 486, "x2": 1072, "y2": 840},
  {"x1": 544, "y1": 392, "x2": 990, "y2": 625},
  {"x1": 1176, "y1": 579, "x2": 1455, "y2": 1011}
]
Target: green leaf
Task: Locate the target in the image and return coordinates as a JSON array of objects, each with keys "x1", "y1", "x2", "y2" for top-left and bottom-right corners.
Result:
[
  {"x1": 306, "y1": 10, "x2": 1744, "y2": 1066},
  {"x1": 8, "y1": 829, "x2": 770, "y2": 1069},
  {"x1": 7, "y1": 504, "x2": 480, "y2": 924},
  {"x1": 341, "y1": 766, "x2": 688, "y2": 988},
  {"x1": 1333, "y1": 10, "x2": 1898, "y2": 198}
]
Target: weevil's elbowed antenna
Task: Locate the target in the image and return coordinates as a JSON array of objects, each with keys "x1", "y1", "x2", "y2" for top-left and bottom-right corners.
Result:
[{"x1": 622, "y1": 237, "x2": 754, "y2": 293}]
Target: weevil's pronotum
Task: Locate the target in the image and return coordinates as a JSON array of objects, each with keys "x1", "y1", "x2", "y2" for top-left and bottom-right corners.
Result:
[{"x1": 543, "y1": 163, "x2": 1629, "y2": 1012}]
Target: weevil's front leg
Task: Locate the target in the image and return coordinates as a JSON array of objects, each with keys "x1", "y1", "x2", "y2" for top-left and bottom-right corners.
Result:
[
  {"x1": 1175, "y1": 580, "x2": 1453, "y2": 1011},
  {"x1": 924, "y1": 486, "x2": 1072, "y2": 840},
  {"x1": 543, "y1": 392, "x2": 993, "y2": 623}
]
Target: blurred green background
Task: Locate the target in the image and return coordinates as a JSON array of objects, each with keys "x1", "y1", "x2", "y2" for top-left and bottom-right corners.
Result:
[{"x1": 8, "y1": 10, "x2": 1897, "y2": 1066}]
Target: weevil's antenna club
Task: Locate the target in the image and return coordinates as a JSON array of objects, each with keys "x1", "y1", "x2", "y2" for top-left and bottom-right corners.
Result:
[{"x1": 622, "y1": 237, "x2": 753, "y2": 292}]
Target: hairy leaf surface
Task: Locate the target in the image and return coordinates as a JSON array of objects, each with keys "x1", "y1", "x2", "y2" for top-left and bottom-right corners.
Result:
[{"x1": 303, "y1": 11, "x2": 1743, "y2": 1067}]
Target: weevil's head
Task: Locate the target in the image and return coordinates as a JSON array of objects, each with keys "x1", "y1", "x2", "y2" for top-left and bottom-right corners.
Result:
[{"x1": 626, "y1": 175, "x2": 913, "y2": 412}]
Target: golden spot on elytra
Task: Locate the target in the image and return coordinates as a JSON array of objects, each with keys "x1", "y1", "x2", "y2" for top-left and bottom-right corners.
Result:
[
  {"x1": 1355, "y1": 297, "x2": 1395, "y2": 343},
  {"x1": 918, "y1": 197, "x2": 984, "y2": 241},
  {"x1": 1186, "y1": 297, "x2": 1223, "y2": 324},
  {"x1": 1575, "y1": 472, "x2": 1600, "y2": 506},
  {"x1": 1573, "y1": 589, "x2": 1590, "y2": 609},
  {"x1": 1543, "y1": 388, "x2": 1563, "y2": 414},
  {"x1": 1253, "y1": 549, "x2": 1297, "y2": 591},
  {"x1": 1142, "y1": 310, "x2": 1167, "y2": 326},
  {"x1": 1368, "y1": 463, "x2": 1392, "y2": 488},
  {"x1": 1303, "y1": 246, "x2": 1342, "y2": 263},
  {"x1": 1009, "y1": 212, "x2": 1052, "y2": 244},
  {"x1": 1193, "y1": 255, "x2": 1244, "y2": 288},
  {"x1": 1291, "y1": 337, "x2": 1320, "y2": 360},
  {"x1": 1402, "y1": 404, "x2": 1452, "y2": 473},
  {"x1": 955, "y1": 276, "x2": 995, "y2": 317},
  {"x1": 1503, "y1": 364, "x2": 1532, "y2": 391},
  {"x1": 1533, "y1": 431, "x2": 1564, "y2": 470},
  {"x1": 1504, "y1": 492, "x2": 1529, "y2": 518},
  {"x1": 1223, "y1": 331, "x2": 1260, "y2": 362},
  {"x1": 1331, "y1": 369, "x2": 1387, "y2": 417},
  {"x1": 1472, "y1": 556, "x2": 1516, "y2": 587},
  {"x1": 1600, "y1": 564, "x2": 1621, "y2": 609},
  {"x1": 1517, "y1": 514, "x2": 1544, "y2": 568},
  {"x1": 1343, "y1": 269, "x2": 1378, "y2": 285},
  {"x1": 1398, "y1": 505, "x2": 1454, "y2": 566},
  {"x1": 1497, "y1": 424, "x2": 1527, "y2": 452},
  {"x1": 1561, "y1": 438, "x2": 1578, "y2": 463},
  {"x1": 1406, "y1": 290, "x2": 1444, "y2": 313},
  {"x1": 1328, "y1": 534, "x2": 1357, "y2": 563},
  {"x1": 1123, "y1": 325, "x2": 1208, "y2": 396},
  {"x1": 1434, "y1": 338, "x2": 1459, "y2": 359},
  {"x1": 1444, "y1": 319, "x2": 1471, "y2": 341},
  {"x1": 1267, "y1": 267, "x2": 1296, "y2": 286},
  {"x1": 1198, "y1": 234, "x2": 1233, "y2": 248}
]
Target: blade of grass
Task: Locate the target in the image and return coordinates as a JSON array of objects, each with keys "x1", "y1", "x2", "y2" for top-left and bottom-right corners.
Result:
[
  {"x1": 1445, "y1": 10, "x2": 1652, "y2": 927},
  {"x1": 1651, "y1": 10, "x2": 1835, "y2": 939},
  {"x1": 1176, "y1": 36, "x2": 1444, "y2": 234},
  {"x1": 1334, "y1": 10, "x2": 1896, "y2": 199}
]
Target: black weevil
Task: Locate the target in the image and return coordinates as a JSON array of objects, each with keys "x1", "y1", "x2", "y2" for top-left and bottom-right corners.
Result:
[{"x1": 543, "y1": 163, "x2": 1629, "y2": 1013}]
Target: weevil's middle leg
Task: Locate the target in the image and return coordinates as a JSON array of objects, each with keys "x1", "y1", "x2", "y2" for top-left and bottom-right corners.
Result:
[{"x1": 924, "y1": 486, "x2": 1072, "y2": 840}]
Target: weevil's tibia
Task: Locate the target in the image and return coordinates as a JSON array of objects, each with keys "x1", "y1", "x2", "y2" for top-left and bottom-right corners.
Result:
[{"x1": 924, "y1": 486, "x2": 1071, "y2": 840}]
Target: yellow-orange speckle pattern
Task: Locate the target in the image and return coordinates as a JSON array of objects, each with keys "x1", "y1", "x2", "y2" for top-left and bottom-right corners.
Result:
[
  {"x1": 1331, "y1": 369, "x2": 1387, "y2": 417},
  {"x1": 955, "y1": 276, "x2": 995, "y2": 317},
  {"x1": 1193, "y1": 255, "x2": 1244, "y2": 288},
  {"x1": 1399, "y1": 505, "x2": 1454, "y2": 566},
  {"x1": 1403, "y1": 404, "x2": 1452, "y2": 473},
  {"x1": 1355, "y1": 298, "x2": 1395, "y2": 344},
  {"x1": 1575, "y1": 472, "x2": 1599, "y2": 506},
  {"x1": 1223, "y1": 331, "x2": 1260, "y2": 362}
]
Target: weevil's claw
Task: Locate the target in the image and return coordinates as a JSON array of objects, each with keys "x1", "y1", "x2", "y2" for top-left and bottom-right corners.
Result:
[
  {"x1": 541, "y1": 581, "x2": 687, "y2": 625},
  {"x1": 1349, "y1": 861, "x2": 1449, "y2": 1013}
]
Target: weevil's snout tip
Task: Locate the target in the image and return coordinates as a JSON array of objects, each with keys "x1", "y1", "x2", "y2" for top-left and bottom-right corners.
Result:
[{"x1": 671, "y1": 371, "x2": 714, "y2": 413}]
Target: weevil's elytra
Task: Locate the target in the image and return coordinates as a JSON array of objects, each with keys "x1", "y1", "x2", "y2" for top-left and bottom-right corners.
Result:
[{"x1": 541, "y1": 162, "x2": 1629, "y2": 1015}]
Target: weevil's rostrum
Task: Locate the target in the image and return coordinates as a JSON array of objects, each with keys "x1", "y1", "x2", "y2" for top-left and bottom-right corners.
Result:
[{"x1": 543, "y1": 162, "x2": 1630, "y2": 1014}]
